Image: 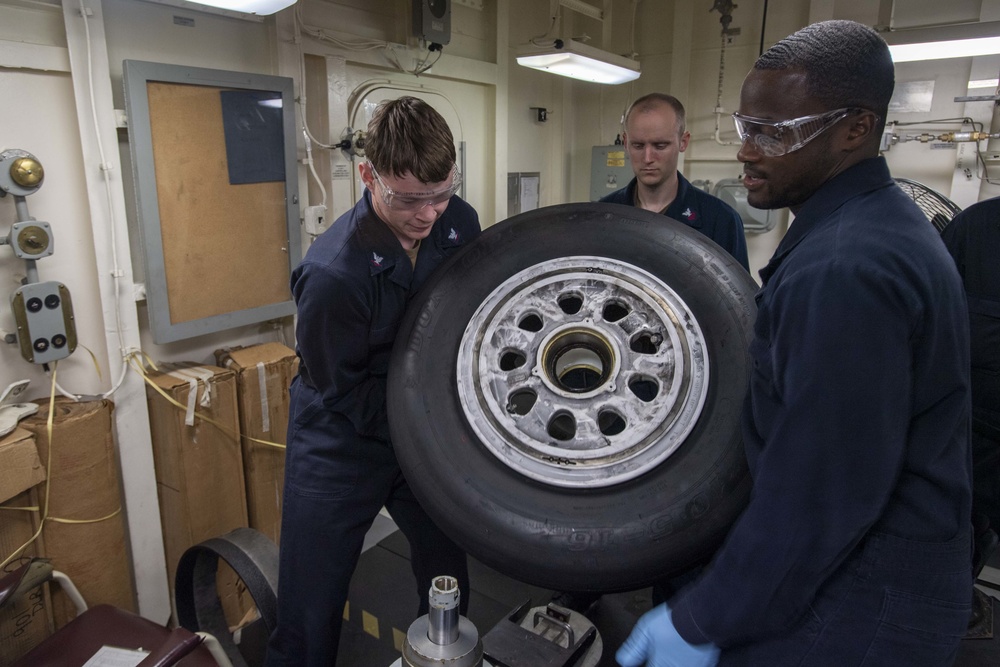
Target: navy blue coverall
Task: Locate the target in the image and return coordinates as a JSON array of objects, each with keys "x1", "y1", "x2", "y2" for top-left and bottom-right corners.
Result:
[
  {"x1": 671, "y1": 157, "x2": 973, "y2": 666},
  {"x1": 265, "y1": 189, "x2": 481, "y2": 665},
  {"x1": 600, "y1": 172, "x2": 750, "y2": 271},
  {"x1": 942, "y1": 196, "x2": 1000, "y2": 532}
]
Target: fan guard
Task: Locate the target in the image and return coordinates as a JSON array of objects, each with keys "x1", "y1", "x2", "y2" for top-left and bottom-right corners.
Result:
[{"x1": 893, "y1": 178, "x2": 962, "y2": 233}]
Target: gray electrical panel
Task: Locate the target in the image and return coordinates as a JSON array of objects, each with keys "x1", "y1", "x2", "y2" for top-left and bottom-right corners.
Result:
[
  {"x1": 11, "y1": 281, "x2": 76, "y2": 364},
  {"x1": 590, "y1": 145, "x2": 633, "y2": 201},
  {"x1": 508, "y1": 172, "x2": 540, "y2": 217},
  {"x1": 413, "y1": 0, "x2": 451, "y2": 45}
]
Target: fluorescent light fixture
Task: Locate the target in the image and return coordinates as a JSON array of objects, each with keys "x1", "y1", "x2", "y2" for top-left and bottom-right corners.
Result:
[
  {"x1": 889, "y1": 36, "x2": 1000, "y2": 63},
  {"x1": 968, "y1": 78, "x2": 999, "y2": 89},
  {"x1": 517, "y1": 39, "x2": 640, "y2": 85},
  {"x1": 182, "y1": 0, "x2": 296, "y2": 15},
  {"x1": 882, "y1": 20, "x2": 1000, "y2": 63}
]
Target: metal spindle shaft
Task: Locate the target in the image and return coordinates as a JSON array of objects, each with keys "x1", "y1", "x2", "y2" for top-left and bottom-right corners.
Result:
[{"x1": 427, "y1": 575, "x2": 460, "y2": 646}]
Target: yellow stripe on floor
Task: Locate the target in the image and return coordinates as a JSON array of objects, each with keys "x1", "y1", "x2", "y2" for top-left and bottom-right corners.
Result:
[
  {"x1": 393, "y1": 627, "x2": 406, "y2": 652},
  {"x1": 362, "y1": 610, "x2": 380, "y2": 639},
  {"x1": 343, "y1": 601, "x2": 350, "y2": 621}
]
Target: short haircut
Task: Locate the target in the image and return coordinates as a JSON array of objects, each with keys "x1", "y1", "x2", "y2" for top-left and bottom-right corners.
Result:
[
  {"x1": 755, "y1": 20, "x2": 894, "y2": 134},
  {"x1": 366, "y1": 96, "x2": 456, "y2": 183},
  {"x1": 623, "y1": 93, "x2": 687, "y2": 137}
]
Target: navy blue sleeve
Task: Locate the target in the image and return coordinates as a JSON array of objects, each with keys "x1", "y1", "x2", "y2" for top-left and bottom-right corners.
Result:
[
  {"x1": 940, "y1": 200, "x2": 1000, "y2": 412},
  {"x1": 671, "y1": 257, "x2": 918, "y2": 645},
  {"x1": 291, "y1": 260, "x2": 388, "y2": 439}
]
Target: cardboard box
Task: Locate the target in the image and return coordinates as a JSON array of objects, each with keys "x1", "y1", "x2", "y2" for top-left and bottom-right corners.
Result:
[
  {"x1": 0, "y1": 488, "x2": 52, "y2": 667},
  {"x1": 145, "y1": 363, "x2": 248, "y2": 623},
  {"x1": 216, "y1": 342, "x2": 296, "y2": 545},
  {"x1": 20, "y1": 399, "x2": 135, "y2": 629},
  {"x1": 0, "y1": 428, "x2": 52, "y2": 666},
  {"x1": 0, "y1": 428, "x2": 45, "y2": 504}
]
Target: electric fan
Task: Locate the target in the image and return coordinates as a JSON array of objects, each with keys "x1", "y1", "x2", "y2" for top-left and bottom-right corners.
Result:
[{"x1": 894, "y1": 177, "x2": 962, "y2": 233}]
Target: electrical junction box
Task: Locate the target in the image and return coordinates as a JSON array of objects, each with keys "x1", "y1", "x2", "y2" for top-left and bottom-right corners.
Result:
[
  {"x1": 8, "y1": 221, "x2": 53, "y2": 260},
  {"x1": 10, "y1": 281, "x2": 77, "y2": 364},
  {"x1": 413, "y1": 0, "x2": 451, "y2": 45},
  {"x1": 590, "y1": 146, "x2": 633, "y2": 201}
]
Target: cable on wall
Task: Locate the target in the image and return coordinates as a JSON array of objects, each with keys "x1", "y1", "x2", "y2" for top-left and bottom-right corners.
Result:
[
  {"x1": 713, "y1": 31, "x2": 739, "y2": 146},
  {"x1": 759, "y1": 0, "x2": 768, "y2": 57},
  {"x1": 294, "y1": 3, "x2": 441, "y2": 77},
  {"x1": 610, "y1": 0, "x2": 642, "y2": 142},
  {"x1": 60, "y1": 0, "x2": 138, "y2": 402}
]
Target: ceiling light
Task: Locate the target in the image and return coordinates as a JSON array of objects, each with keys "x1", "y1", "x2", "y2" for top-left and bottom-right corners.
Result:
[
  {"x1": 968, "y1": 78, "x2": 999, "y2": 89},
  {"x1": 182, "y1": 0, "x2": 296, "y2": 15},
  {"x1": 889, "y1": 36, "x2": 1000, "y2": 63},
  {"x1": 517, "y1": 39, "x2": 640, "y2": 85},
  {"x1": 882, "y1": 20, "x2": 1000, "y2": 63}
]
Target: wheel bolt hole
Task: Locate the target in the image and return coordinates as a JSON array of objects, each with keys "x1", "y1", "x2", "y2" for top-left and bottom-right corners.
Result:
[
  {"x1": 558, "y1": 294, "x2": 583, "y2": 315},
  {"x1": 547, "y1": 412, "x2": 576, "y2": 441},
  {"x1": 598, "y1": 409, "x2": 626, "y2": 436},
  {"x1": 499, "y1": 350, "x2": 527, "y2": 371},
  {"x1": 628, "y1": 376, "x2": 659, "y2": 402},
  {"x1": 507, "y1": 390, "x2": 537, "y2": 416},
  {"x1": 518, "y1": 313, "x2": 544, "y2": 332},
  {"x1": 602, "y1": 301, "x2": 630, "y2": 322},
  {"x1": 630, "y1": 332, "x2": 660, "y2": 354}
]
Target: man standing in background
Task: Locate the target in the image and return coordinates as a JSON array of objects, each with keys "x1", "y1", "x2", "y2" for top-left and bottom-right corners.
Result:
[
  {"x1": 941, "y1": 196, "x2": 1000, "y2": 565},
  {"x1": 554, "y1": 93, "x2": 752, "y2": 618},
  {"x1": 601, "y1": 93, "x2": 750, "y2": 271}
]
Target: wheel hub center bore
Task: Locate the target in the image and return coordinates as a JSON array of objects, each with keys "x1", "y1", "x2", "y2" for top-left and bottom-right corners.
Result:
[{"x1": 541, "y1": 327, "x2": 616, "y2": 395}]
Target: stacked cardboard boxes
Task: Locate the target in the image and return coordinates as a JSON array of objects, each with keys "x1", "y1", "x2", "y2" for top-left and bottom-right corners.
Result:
[
  {"x1": 0, "y1": 427, "x2": 51, "y2": 666},
  {"x1": 216, "y1": 342, "x2": 296, "y2": 546},
  {"x1": 145, "y1": 363, "x2": 248, "y2": 624},
  {"x1": 4, "y1": 399, "x2": 137, "y2": 662},
  {"x1": 20, "y1": 399, "x2": 136, "y2": 630}
]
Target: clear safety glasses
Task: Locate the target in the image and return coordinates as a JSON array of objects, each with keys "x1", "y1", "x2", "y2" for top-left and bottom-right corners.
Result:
[
  {"x1": 732, "y1": 107, "x2": 869, "y2": 157},
  {"x1": 368, "y1": 162, "x2": 462, "y2": 212}
]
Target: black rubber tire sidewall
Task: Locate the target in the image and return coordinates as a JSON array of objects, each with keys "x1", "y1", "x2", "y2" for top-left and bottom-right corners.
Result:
[{"x1": 388, "y1": 203, "x2": 756, "y2": 592}]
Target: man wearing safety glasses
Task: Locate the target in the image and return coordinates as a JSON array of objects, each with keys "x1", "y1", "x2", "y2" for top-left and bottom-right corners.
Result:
[
  {"x1": 618, "y1": 20, "x2": 973, "y2": 667},
  {"x1": 267, "y1": 96, "x2": 480, "y2": 666}
]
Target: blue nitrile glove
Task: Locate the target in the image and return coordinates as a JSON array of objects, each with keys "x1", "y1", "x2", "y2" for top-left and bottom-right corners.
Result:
[{"x1": 616, "y1": 603, "x2": 720, "y2": 667}]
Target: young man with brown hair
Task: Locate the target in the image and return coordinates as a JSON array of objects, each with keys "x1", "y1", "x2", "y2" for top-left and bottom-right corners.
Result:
[{"x1": 266, "y1": 96, "x2": 480, "y2": 666}]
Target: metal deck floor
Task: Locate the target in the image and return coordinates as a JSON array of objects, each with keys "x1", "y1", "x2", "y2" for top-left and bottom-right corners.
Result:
[
  {"x1": 336, "y1": 516, "x2": 1000, "y2": 666},
  {"x1": 336, "y1": 514, "x2": 639, "y2": 666}
]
